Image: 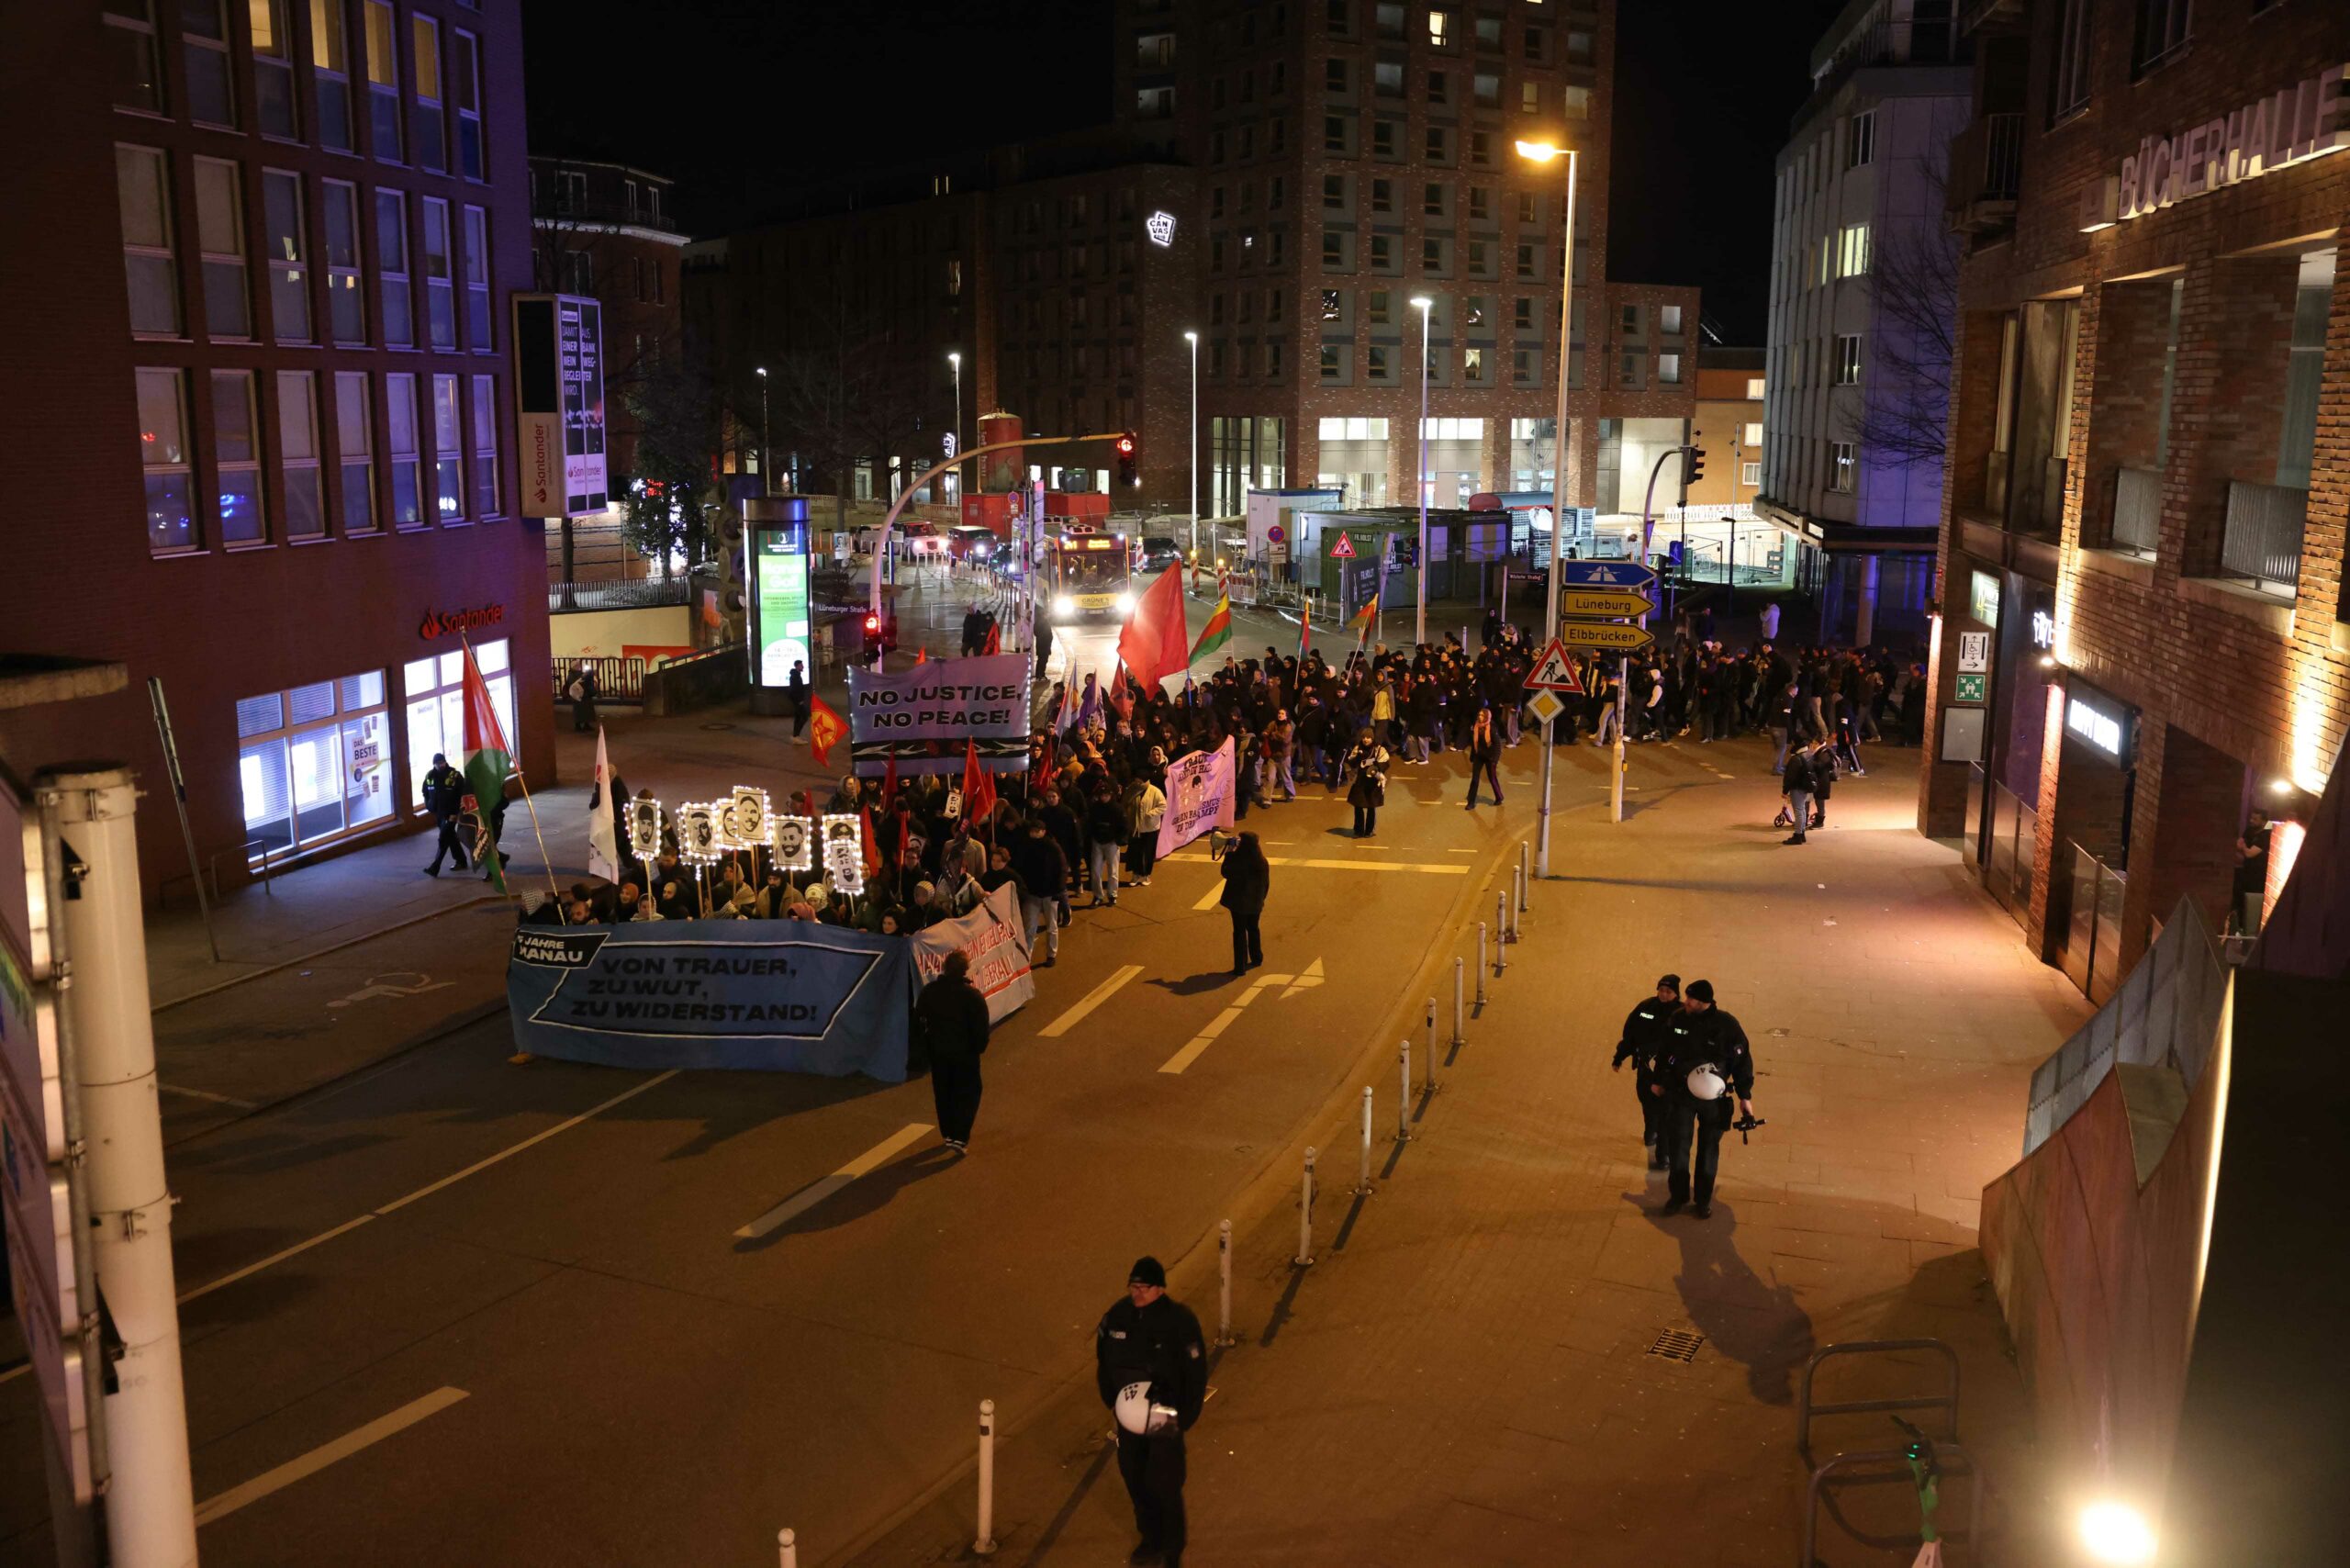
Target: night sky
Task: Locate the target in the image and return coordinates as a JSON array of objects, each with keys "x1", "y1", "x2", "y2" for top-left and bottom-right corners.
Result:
[{"x1": 523, "y1": 0, "x2": 1853, "y2": 346}]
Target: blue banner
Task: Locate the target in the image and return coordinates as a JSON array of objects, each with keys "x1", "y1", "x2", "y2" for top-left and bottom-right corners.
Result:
[{"x1": 507, "y1": 921, "x2": 914, "y2": 1080}]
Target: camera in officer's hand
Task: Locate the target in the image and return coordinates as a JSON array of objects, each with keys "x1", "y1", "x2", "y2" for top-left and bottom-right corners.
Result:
[{"x1": 1733, "y1": 1109, "x2": 1766, "y2": 1144}]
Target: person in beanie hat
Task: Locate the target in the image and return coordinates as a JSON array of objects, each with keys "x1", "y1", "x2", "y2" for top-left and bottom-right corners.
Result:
[
  {"x1": 1653, "y1": 979, "x2": 1757, "y2": 1218},
  {"x1": 1095, "y1": 1254, "x2": 1208, "y2": 1566},
  {"x1": 1612, "y1": 974, "x2": 1681, "y2": 1169}
]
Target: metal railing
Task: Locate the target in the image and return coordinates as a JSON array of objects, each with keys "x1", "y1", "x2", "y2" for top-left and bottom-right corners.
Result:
[
  {"x1": 1945, "y1": 112, "x2": 2022, "y2": 228},
  {"x1": 1983, "y1": 779, "x2": 2037, "y2": 927},
  {"x1": 2109, "y1": 466, "x2": 2162, "y2": 554},
  {"x1": 2219, "y1": 479, "x2": 2306, "y2": 596},
  {"x1": 550, "y1": 578, "x2": 690, "y2": 611},
  {"x1": 550, "y1": 655, "x2": 647, "y2": 704}
]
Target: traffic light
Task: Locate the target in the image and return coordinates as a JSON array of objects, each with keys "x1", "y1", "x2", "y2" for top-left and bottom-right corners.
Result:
[
  {"x1": 1679, "y1": 445, "x2": 1707, "y2": 505},
  {"x1": 863, "y1": 610, "x2": 882, "y2": 646},
  {"x1": 1115, "y1": 431, "x2": 1138, "y2": 487}
]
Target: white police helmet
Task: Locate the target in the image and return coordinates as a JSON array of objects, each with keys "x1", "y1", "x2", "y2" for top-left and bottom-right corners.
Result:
[
  {"x1": 1114, "y1": 1382, "x2": 1174, "y2": 1435},
  {"x1": 1685, "y1": 1065, "x2": 1728, "y2": 1102}
]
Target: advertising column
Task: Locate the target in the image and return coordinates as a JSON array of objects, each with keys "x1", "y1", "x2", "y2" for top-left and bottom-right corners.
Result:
[{"x1": 745, "y1": 497, "x2": 812, "y2": 718}]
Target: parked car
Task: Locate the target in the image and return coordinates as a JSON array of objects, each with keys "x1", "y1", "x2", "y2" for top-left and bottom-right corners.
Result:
[{"x1": 1138, "y1": 534, "x2": 1183, "y2": 575}]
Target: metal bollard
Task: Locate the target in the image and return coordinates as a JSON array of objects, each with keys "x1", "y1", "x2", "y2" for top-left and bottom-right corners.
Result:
[
  {"x1": 778, "y1": 1529, "x2": 797, "y2": 1568},
  {"x1": 1510, "y1": 867, "x2": 1525, "y2": 943},
  {"x1": 975, "y1": 1400, "x2": 998, "y2": 1555},
  {"x1": 1395, "y1": 1042, "x2": 1412, "y2": 1141},
  {"x1": 1424, "y1": 999, "x2": 1438, "y2": 1086},
  {"x1": 1519, "y1": 839, "x2": 1532, "y2": 902},
  {"x1": 1495, "y1": 891, "x2": 1510, "y2": 969},
  {"x1": 1216, "y1": 1219, "x2": 1236, "y2": 1345},
  {"x1": 1476, "y1": 924, "x2": 1489, "y2": 1005},
  {"x1": 1296, "y1": 1148, "x2": 1317, "y2": 1266},
  {"x1": 1451, "y1": 957, "x2": 1467, "y2": 1047},
  {"x1": 1353, "y1": 1086, "x2": 1375, "y2": 1193}
]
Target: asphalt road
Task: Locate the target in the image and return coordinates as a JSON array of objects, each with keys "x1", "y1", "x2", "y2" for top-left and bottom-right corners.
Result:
[{"x1": 5, "y1": 728, "x2": 1587, "y2": 1565}]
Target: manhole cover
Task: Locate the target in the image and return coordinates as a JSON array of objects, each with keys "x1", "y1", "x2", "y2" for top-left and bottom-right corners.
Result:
[
  {"x1": 699, "y1": 722, "x2": 737, "y2": 731},
  {"x1": 1647, "y1": 1328, "x2": 1705, "y2": 1362}
]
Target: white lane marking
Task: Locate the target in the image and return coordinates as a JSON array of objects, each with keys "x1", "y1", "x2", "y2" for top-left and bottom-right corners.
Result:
[
  {"x1": 1041, "y1": 964, "x2": 1143, "y2": 1037},
  {"x1": 194, "y1": 1386, "x2": 470, "y2": 1526},
  {"x1": 160, "y1": 1083, "x2": 262, "y2": 1109},
  {"x1": 734, "y1": 1121, "x2": 934, "y2": 1239},
  {"x1": 1158, "y1": 969, "x2": 1302, "y2": 1076},
  {"x1": 179, "y1": 1070, "x2": 682, "y2": 1304}
]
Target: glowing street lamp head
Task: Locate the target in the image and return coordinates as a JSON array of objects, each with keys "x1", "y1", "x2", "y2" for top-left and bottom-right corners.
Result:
[
  {"x1": 1409, "y1": 296, "x2": 1433, "y2": 311},
  {"x1": 1184, "y1": 330, "x2": 1199, "y2": 344},
  {"x1": 947, "y1": 351, "x2": 960, "y2": 366},
  {"x1": 1515, "y1": 139, "x2": 1567, "y2": 163},
  {"x1": 2077, "y1": 1501, "x2": 2157, "y2": 1565},
  {"x1": 755, "y1": 365, "x2": 767, "y2": 378}
]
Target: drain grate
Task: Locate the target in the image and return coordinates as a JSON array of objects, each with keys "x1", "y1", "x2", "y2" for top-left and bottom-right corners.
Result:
[{"x1": 1647, "y1": 1328, "x2": 1705, "y2": 1362}]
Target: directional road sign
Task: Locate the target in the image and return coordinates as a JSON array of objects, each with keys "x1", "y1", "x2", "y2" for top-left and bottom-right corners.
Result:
[
  {"x1": 1522, "y1": 637, "x2": 1583, "y2": 692},
  {"x1": 1558, "y1": 622, "x2": 1656, "y2": 653},
  {"x1": 1557, "y1": 588, "x2": 1655, "y2": 619},
  {"x1": 1558, "y1": 560, "x2": 1656, "y2": 592},
  {"x1": 1523, "y1": 689, "x2": 1566, "y2": 728}
]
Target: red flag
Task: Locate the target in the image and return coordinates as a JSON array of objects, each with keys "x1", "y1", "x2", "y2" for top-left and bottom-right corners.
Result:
[
  {"x1": 1106, "y1": 660, "x2": 1134, "y2": 722},
  {"x1": 807, "y1": 695, "x2": 845, "y2": 767},
  {"x1": 962, "y1": 737, "x2": 997, "y2": 826},
  {"x1": 983, "y1": 620, "x2": 1002, "y2": 655},
  {"x1": 1116, "y1": 565, "x2": 1191, "y2": 694},
  {"x1": 860, "y1": 804, "x2": 881, "y2": 876},
  {"x1": 882, "y1": 746, "x2": 899, "y2": 812}
]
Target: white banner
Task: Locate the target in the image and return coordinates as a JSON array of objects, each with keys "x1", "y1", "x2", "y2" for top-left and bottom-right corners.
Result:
[
  {"x1": 1157, "y1": 738, "x2": 1237, "y2": 859},
  {"x1": 909, "y1": 882, "x2": 1035, "y2": 1025}
]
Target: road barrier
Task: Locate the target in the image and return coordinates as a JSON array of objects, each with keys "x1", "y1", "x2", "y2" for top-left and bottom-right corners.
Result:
[
  {"x1": 1353, "y1": 1087, "x2": 1376, "y2": 1194},
  {"x1": 974, "y1": 1399, "x2": 998, "y2": 1557},
  {"x1": 778, "y1": 1528, "x2": 797, "y2": 1568},
  {"x1": 1451, "y1": 958, "x2": 1467, "y2": 1048},
  {"x1": 1295, "y1": 1148, "x2": 1317, "y2": 1266},
  {"x1": 1216, "y1": 1219, "x2": 1237, "y2": 1346},
  {"x1": 1395, "y1": 1043, "x2": 1412, "y2": 1141}
]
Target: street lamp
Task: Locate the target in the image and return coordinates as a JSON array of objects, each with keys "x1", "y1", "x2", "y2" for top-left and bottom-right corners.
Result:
[
  {"x1": 1516, "y1": 135, "x2": 1579, "y2": 877},
  {"x1": 755, "y1": 365, "x2": 769, "y2": 497},
  {"x1": 1184, "y1": 330, "x2": 1200, "y2": 562},
  {"x1": 947, "y1": 352, "x2": 962, "y2": 504},
  {"x1": 1410, "y1": 295, "x2": 1433, "y2": 648}
]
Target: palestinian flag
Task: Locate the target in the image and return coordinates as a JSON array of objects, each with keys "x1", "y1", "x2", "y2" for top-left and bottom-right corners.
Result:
[
  {"x1": 1190, "y1": 594, "x2": 1233, "y2": 664},
  {"x1": 1348, "y1": 594, "x2": 1378, "y2": 646},
  {"x1": 460, "y1": 645, "x2": 511, "y2": 893},
  {"x1": 1296, "y1": 602, "x2": 1312, "y2": 661}
]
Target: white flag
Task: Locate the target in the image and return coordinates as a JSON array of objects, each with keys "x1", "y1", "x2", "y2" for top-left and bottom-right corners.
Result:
[{"x1": 588, "y1": 727, "x2": 621, "y2": 882}]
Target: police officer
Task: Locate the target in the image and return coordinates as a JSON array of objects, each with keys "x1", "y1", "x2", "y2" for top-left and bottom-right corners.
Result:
[
  {"x1": 1094, "y1": 1256, "x2": 1207, "y2": 1567},
  {"x1": 1653, "y1": 979, "x2": 1756, "y2": 1219},
  {"x1": 420, "y1": 753, "x2": 469, "y2": 877},
  {"x1": 1612, "y1": 973, "x2": 1680, "y2": 1170}
]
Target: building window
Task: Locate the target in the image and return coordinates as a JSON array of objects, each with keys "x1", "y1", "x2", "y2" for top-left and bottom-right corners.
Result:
[
  {"x1": 1469, "y1": 186, "x2": 1491, "y2": 221},
  {"x1": 1370, "y1": 234, "x2": 1394, "y2": 272},
  {"x1": 193, "y1": 157, "x2": 250, "y2": 340},
  {"x1": 471, "y1": 374, "x2": 499, "y2": 517},
  {"x1": 335, "y1": 370, "x2": 375, "y2": 534},
  {"x1": 1745, "y1": 376, "x2": 1765, "y2": 399},
  {"x1": 1323, "y1": 114, "x2": 1348, "y2": 151},
  {"x1": 1468, "y1": 129, "x2": 1492, "y2": 166},
  {"x1": 324, "y1": 180, "x2": 364, "y2": 343},
  {"x1": 1320, "y1": 288, "x2": 1342, "y2": 321},
  {"x1": 1659, "y1": 353, "x2": 1683, "y2": 386},
  {"x1": 278, "y1": 371, "x2": 324, "y2": 540},
  {"x1": 2132, "y1": 0, "x2": 2191, "y2": 74},
  {"x1": 1846, "y1": 110, "x2": 1874, "y2": 169},
  {"x1": 1367, "y1": 345, "x2": 1393, "y2": 381},
  {"x1": 1427, "y1": 70, "x2": 1448, "y2": 105},
  {"x1": 1741, "y1": 462, "x2": 1762, "y2": 487},
  {"x1": 1520, "y1": 81, "x2": 1540, "y2": 114},
  {"x1": 431, "y1": 374, "x2": 464, "y2": 521},
  {"x1": 311, "y1": 0, "x2": 353, "y2": 150},
  {"x1": 138, "y1": 366, "x2": 195, "y2": 553},
  {"x1": 1834, "y1": 333, "x2": 1863, "y2": 384},
  {"x1": 1371, "y1": 177, "x2": 1393, "y2": 213},
  {"x1": 117, "y1": 144, "x2": 179, "y2": 336},
  {"x1": 1427, "y1": 6, "x2": 1450, "y2": 46},
  {"x1": 375, "y1": 191, "x2": 413, "y2": 346},
  {"x1": 1742, "y1": 421, "x2": 1764, "y2": 446},
  {"x1": 1473, "y1": 72, "x2": 1498, "y2": 106},
  {"x1": 1266, "y1": 342, "x2": 1284, "y2": 379},
  {"x1": 450, "y1": 29, "x2": 486, "y2": 178},
  {"x1": 2050, "y1": 0, "x2": 2092, "y2": 118},
  {"x1": 104, "y1": 1, "x2": 164, "y2": 113},
  {"x1": 1268, "y1": 288, "x2": 1283, "y2": 322},
  {"x1": 420, "y1": 197, "x2": 455, "y2": 349},
  {"x1": 1516, "y1": 242, "x2": 1538, "y2": 279},
  {"x1": 184, "y1": 0, "x2": 236, "y2": 126},
  {"x1": 462, "y1": 207, "x2": 492, "y2": 350},
  {"x1": 1326, "y1": 57, "x2": 1348, "y2": 92},
  {"x1": 1372, "y1": 119, "x2": 1397, "y2": 158},
  {"x1": 239, "y1": 670, "x2": 394, "y2": 859},
  {"x1": 1424, "y1": 125, "x2": 1452, "y2": 163},
  {"x1": 1367, "y1": 289, "x2": 1390, "y2": 325},
  {"x1": 263, "y1": 169, "x2": 311, "y2": 342},
  {"x1": 1512, "y1": 347, "x2": 1539, "y2": 386},
  {"x1": 1320, "y1": 343, "x2": 1344, "y2": 381},
  {"x1": 1463, "y1": 345, "x2": 1486, "y2": 384},
  {"x1": 364, "y1": 0, "x2": 402, "y2": 160},
  {"x1": 213, "y1": 369, "x2": 265, "y2": 544},
  {"x1": 1661, "y1": 304, "x2": 1684, "y2": 334},
  {"x1": 386, "y1": 371, "x2": 420, "y2": 525},
  {"x1": 1323, "y1": 173, "x2": 1346, "y2": 208},
  {"x1": 1514, "y1": 296, "x2": 1535, "y2": 330},
  {"x1": 1618, "y1": 352, "x2": 1643, "y2": 388},
  {"x1": 1423, "y1": 181, "x2": 1446, "y2": 217},
  {"x1": 1830, "y1": 442, "x2": 1856, "y2": 491},
  {"x1": 1837, "y1": 222, "x2": 1871, "y2": 277},
  {"x1": 251, "y1": 0, "x2": 297, "y2": 137},
  {"x1": 411, "y1": 14, "x2": 446, "y2": 172}
]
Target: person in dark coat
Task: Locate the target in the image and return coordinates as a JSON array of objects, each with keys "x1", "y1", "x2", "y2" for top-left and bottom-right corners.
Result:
[
  {"x1": 1342, "y1": 728, "x2": 1390, "y2": 838},
  {"x1": 1095, "y1": 1256, "x2": 1208, "y2": 1568},
  {"x1": 914, "y1": 950, "x2": 991, "y2": 1151},
  {"x1": 1218, "y1": 830, "x2": 1270, "y2": 975},
  {"x1": 565, "y1": 663, "x2": 599, "y2": 732},
  {"x1": 1464, "y1": 705, "x2": 1504, "y2": 808},
  {"x1": 1612, "y1": 974, "x2": 1680, "y2": 1169},
  {"x1": 420, "y1": 753, "x2": 470, "y2": 875},
  {"x1": 786, "y1": 661, "x2": 811, "y2": 737},
  {"x1": 1652, "y1": 979, "x2": 1756, "y2": 1219}
]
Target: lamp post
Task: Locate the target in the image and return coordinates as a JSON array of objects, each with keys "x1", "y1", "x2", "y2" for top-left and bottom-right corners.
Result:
[
  {"x1": 1184, "y1": 330, "x2": 1200, "y2": 563},
  {"x1": 1516, "y1": 137, "x2": 1579, "y2": 879},
  {"x1": 1410, "y1": 295, "x2": 1433, "y2": 648},
  {"x1": 755, "y1": 365, "x2": 769, "y2": 497},
  {"x1": 947, "y1": 351, "x2": 962, "y2": 504}
]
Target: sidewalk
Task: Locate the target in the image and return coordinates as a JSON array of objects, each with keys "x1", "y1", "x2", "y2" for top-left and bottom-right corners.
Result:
[{"x1": 845, "y1": 739, "x2": 2087, "y2": 1567}]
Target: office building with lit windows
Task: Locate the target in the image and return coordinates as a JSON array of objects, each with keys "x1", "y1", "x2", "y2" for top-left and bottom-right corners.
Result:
[
  {"x1": 0, "y1": 1, "x2": 545, "y2": 899},
  {"x1": 1758, "y1": 0, "x2": 1972, "y2": 644}
]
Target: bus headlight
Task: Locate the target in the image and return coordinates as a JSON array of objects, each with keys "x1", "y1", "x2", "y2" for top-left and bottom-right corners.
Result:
[
  {"x1": 1114, "y1": 592, "x2": 1136, "y2": 615},
  {"x1": 1053, "y1": 595, "x2": 1076, "y2": 619}
]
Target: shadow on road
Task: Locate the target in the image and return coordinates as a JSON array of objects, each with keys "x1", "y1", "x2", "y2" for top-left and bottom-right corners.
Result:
[
  {"x1": 733, "y1": 1143, "x2": 959, "y2": 1250},
  {"x1": 1147, "y1": 971, "x2": 1239, "y2": 998},
  {"x1": 1623, "y1": 1192, "x2": 1817, "y2": 1405}
]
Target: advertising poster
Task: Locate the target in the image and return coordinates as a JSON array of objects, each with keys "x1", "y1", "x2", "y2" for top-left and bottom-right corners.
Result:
[
  {"x1": 507, "y1": 922, "x2": 913, "y2": 1080},
  {"x1": 513, "y1": 293, "x2": 609, "y2": 517},
  {"x1": 908, "y1": 884, "x2": 1035, "y2": 1025},
  {"x1": 752, "y1": 521, "x2": 812, "y2": 688},
  {"x1": 1156, "y1": 738, "x2": 1237, "y2": 859},
  {"x1": 846, "y1": 652, "x2": 1031, "y2": 776}
]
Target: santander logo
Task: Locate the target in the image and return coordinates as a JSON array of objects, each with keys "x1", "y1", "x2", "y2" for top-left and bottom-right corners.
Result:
[{"x1": 419, "y1": 603, "x2": 507, "y2": 639}]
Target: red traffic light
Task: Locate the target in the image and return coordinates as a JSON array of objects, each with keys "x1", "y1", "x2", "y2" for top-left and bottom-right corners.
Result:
[
  {"x1": 1114, "y1": 434, "x2": 1136, "y2": 456},
  {"x1": 863, "y1": 612, "x2": 881, "y2": 633}
]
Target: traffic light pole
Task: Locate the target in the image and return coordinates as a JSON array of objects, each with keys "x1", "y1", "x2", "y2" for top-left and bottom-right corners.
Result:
[
  {"x1": 1616, "y1": 446, "x2": 1686, "y2": 824},
  {"x1": 1535, "y1": 150, "x2": 1578, "y2": 881}
]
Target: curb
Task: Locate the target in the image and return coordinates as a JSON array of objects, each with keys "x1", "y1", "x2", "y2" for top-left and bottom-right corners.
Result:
[{"x1": 151, "y1": 894, "x2": 508, "y2": 1013}]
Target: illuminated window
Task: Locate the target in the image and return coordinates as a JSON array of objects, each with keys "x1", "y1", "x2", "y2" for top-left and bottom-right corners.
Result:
[
  {"x1": 279, "y1": 371, "x2": 323, "y2": 540},
  {"x1": 411, "y1": 14, "x2": 445, "y2": 172},
  {"x1": 1838, "y1": 222, "x2": 1872, "y2": 277},
  {"x1": 252, "y1": 0, "x2": 297, "y2": 137},
  {"x1": 263, "y1": 169, "x2": 311, "y2": 342},
  {"x1": 240, "y1": 670, "x2": 392, "y2": 859},
  {"x1": 1831, "y1": 442, "x2": 1856, "y2": 491},
  {"x1": 312, "y1": 0, "x2": 352, "y2": 150},
  {"x1": 431, "y1": 374, "x2": 464, "y2": 521},
  {"x1": 137, "y1": 367, "x2": 195, "y2": 553},
  {"x1": 1427, "y1": 7, "x2": 1450, "y2": 46},
  {"x1": 1834, "y1": 333, "x2": 1863, "y2": 384},
  {"x1": 364, "y1": 0, "x2": 401, "y2": 160},
  {"x1": 213, "y1": 369, "x2": 265, "y2": 544}
]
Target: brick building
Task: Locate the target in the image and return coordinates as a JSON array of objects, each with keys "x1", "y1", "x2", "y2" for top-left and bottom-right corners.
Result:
[
  {"x1": 684, "y1": 0, "x2": 1697, "y2": 534},
  {"x1": 0, "y1": 1, "x2": 548, "y2": 901},
  {"x1": 1918, "y1": 0, "x2": 2348, "y2": 1000}
]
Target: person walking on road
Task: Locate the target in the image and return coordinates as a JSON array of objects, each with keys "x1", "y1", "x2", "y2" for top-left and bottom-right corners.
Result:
[
  {"x1": 1780, "y1": 744, "x2": 1817, "y2": 846},
  {"x1": 565, "y1": 663, "x2": 599, "y2": 733},
  {"x1": 421, "y1": 752, "x2": 470, "y2": 876},
  {"x1": 1085, "y1": 779, "x2": 1133, "y2": 907},
  {"x1": 1464, "y1": 705, "x2": 1505, "y2": 809},
  {"x1": 1095, "y1": 1256, "x2": 1208, "y2": 1568},
  {"x1": 1343, "y1": 727, "x2": 1390, "y2": 838},
  {"x1": 1612, "y1": 974, "x2": 1680, "y2": 1170},
  {"x1": 1653, "y1": 980, "x2": 1756, "y2": 1219},
  {"x1": 1124, "y1": 773, "x2": 1167, "y2": 887},
  {"x1": 1219, "y1": 830, "x2": 1270, "y2": 975},
  {"x1": 786, "y1": 661, "x2": 810, "y2": 738},
  {"x1": 914, "y1": 950, "x2": 991, "y2": 1152},
  {"x1": 1009, "y1": 815, "x2": 1069, "y2": 966}
]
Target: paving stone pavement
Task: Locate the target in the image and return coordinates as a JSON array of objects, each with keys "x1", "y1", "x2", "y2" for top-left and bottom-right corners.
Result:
[{"x1": 845, "y1": 734, "x2": 2090, "y2": 1568}]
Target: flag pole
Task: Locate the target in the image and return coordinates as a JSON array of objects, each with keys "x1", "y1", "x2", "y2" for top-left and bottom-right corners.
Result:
[{"x1": 459, "y1": 626, "x2": 564, "y2": 907}]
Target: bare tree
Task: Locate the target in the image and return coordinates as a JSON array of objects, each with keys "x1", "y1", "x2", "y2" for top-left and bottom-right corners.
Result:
[
  {"x1": 1841, "y1": 161, "x2": 1961, "y2": 469},
  {"x1": 763, "y1": 288, "x2": 938, "y2": 533}
]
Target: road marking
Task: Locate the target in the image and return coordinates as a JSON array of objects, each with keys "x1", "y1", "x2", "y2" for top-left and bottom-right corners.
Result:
[
  {"x1": 179, "y1": 1069, "x2": 682, "y2": 1305},
  {"x1": 1281, "y1": 958, "x2": 1326, "y2": 1000},
  {"x1": 1041, "y1": 963, "x2": 1143, "y2": 1036},
  {"x1": 734, "y1": 1121, "x2": 934, "y2": 1239},
  {"x1": 160, "y1": 1083, "x2": 261, "y2": 1109},
  {"x1": 326, "y1": 970, "x2": 456, "y2": 1010},
  {"x1": 194, "y1": 1386, "x2": 469, "y2": 1526},
  {"x1": 1158, "y1": 968, "x2": 1304, "y2": 1076},
  {"x1": 1165, "y1": 854, "x2": 1467, "y2": 875},
  {"x1": 1192, "y1": 880, "x2": 1225, "y2": 911}
]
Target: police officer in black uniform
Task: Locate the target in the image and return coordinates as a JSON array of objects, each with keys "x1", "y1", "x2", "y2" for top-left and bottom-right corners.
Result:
[
  {"x1": 1094, "y1": 1256, "x2": 1208, "y2": 1567},
  {"x1": 1612, "y1": 973, "x2": 1680, "y2": 1170},
  {"x1": 1653, "y1": 979, "x2": 1756, "y2": 1219},
  {"x1": 420, "y1": 753, "x2": 469, "y2": 876}
]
